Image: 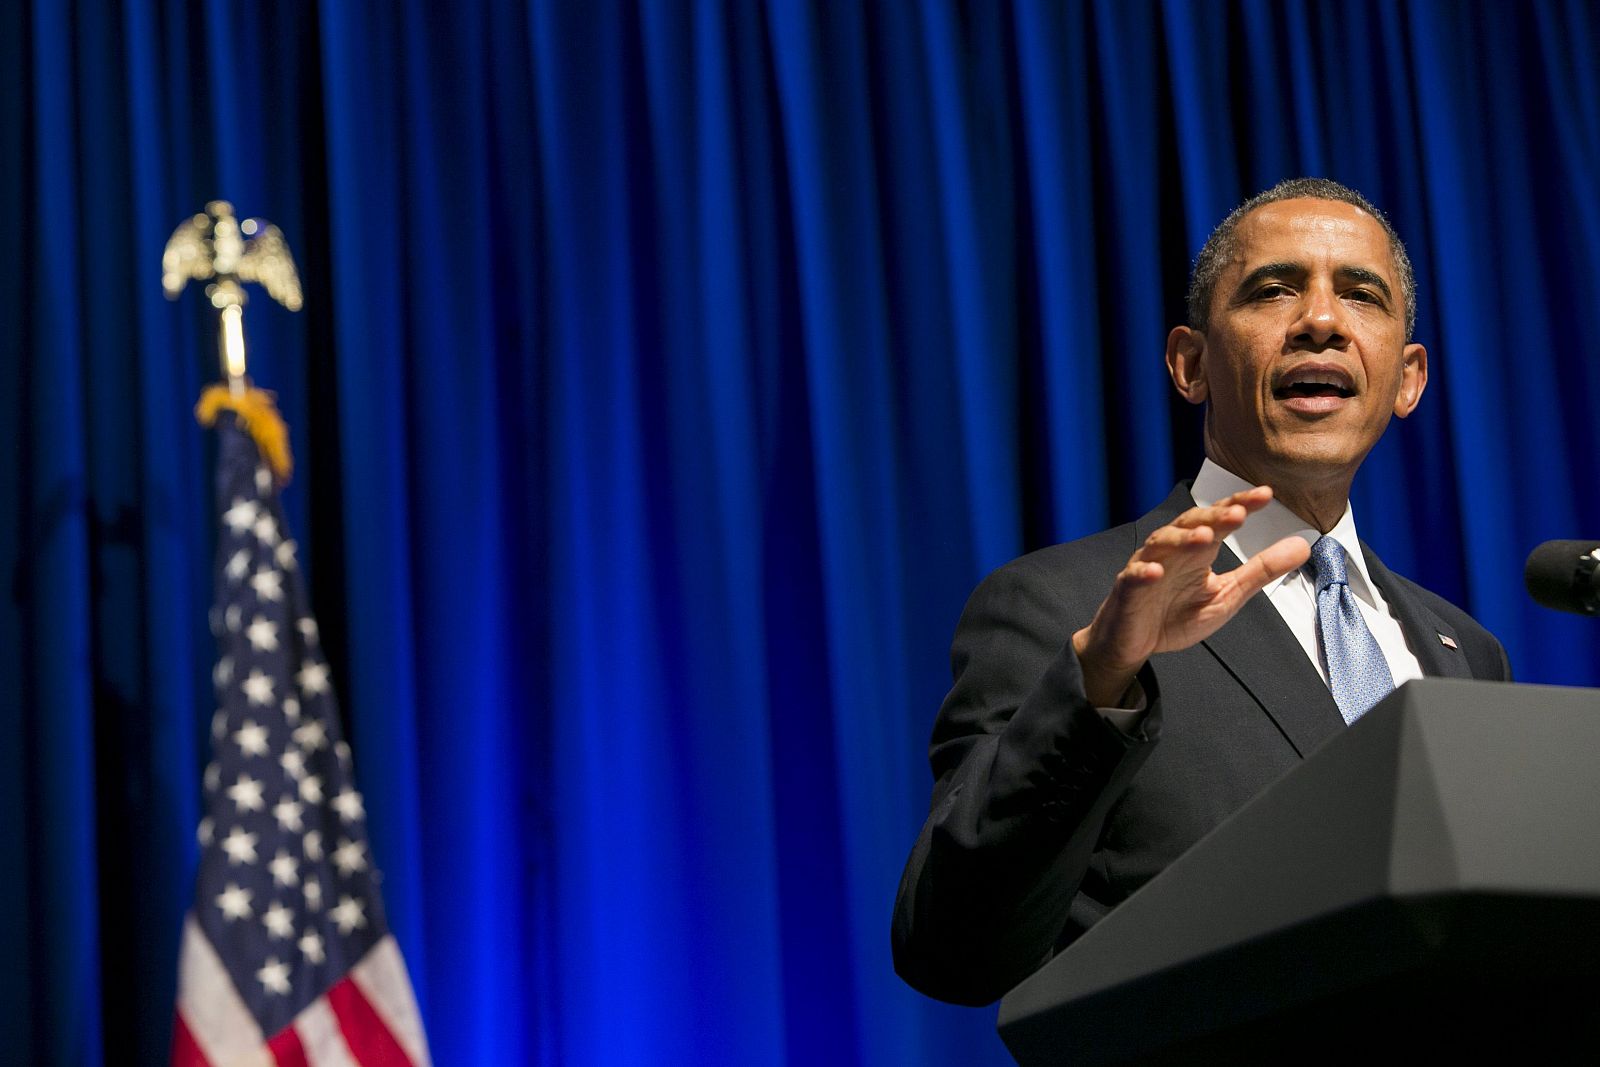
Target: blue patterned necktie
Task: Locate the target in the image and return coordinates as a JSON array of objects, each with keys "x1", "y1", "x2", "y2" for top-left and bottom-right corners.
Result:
[{"x1": 1311, "y1": 535, "x2": 1395, "y2": 724}]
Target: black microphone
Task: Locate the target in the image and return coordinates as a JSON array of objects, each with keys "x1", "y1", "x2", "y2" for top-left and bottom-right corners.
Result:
[{"x1": 1524, "y1": 540, "x2": 1600, "y2": 616}]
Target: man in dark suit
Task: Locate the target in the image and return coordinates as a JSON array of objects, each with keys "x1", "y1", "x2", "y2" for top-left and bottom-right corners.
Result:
[{"x1": 891, "y1": 178, "x2": 1510, "y2": 1007}]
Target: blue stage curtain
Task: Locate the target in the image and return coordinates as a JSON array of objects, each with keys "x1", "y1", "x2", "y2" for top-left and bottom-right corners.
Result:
[{"x1": 4, "y1": 2, "x2": 1599, "y2": 1063}]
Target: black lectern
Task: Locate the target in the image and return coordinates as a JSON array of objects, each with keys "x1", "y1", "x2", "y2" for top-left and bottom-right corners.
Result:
[{"x1": 998, "y1": 679, "x2": 1600, "y2": 1065}]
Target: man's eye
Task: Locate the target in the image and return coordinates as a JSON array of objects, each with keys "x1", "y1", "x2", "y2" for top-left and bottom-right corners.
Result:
[
  {"x1": 1254, "y1": 284, "x2": 1292, "y2": 299},
  {"x1": 1345, "y1": 289, "x2": 1382, "y2": 305}
]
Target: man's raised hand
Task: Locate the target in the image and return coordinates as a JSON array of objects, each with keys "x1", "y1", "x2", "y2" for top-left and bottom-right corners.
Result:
[{"x1": 1070, "y1": 487, "x2": 1312, "y2": 707}]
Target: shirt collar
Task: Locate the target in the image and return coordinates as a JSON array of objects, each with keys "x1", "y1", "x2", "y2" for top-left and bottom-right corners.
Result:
[{"x1": 1189, "y1": 458, "x2": 1379, "y2": 606}]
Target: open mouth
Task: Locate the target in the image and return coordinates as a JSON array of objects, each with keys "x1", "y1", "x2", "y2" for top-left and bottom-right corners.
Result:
[
  {"x1": 1273, "y1": 382, "x2": 1355, "y2": 400},
  {"x1": 1272, "y1": 365, "x2": 1356, "y2": 402}
]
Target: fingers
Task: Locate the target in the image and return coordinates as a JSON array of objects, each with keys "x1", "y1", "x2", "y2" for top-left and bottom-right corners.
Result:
[
  {"x1": 1227, "y1": 535, "x2": 1312, "y2": 600},
  {"x1": 1258, "y1": 535, "x2": 1313, "y2": 583},
  {"x1": 1117, "y1": 559, "x2": 1165, "y2": 584},
  {"x1": 1170, "y1": 486, "x2": 1273, "y2": 531},
  {"x1": 1139, "y1": 500, "x2": 1245, "y2": 563},
  {"x1": 1142, "y1": 486, "x2": 1275, "y2": 563},
  {"x1": 1219, "y1": 485, "x2": 1275, "y2": 508},
  {"x1": 1139, "y1": 523, "x2": 1215, "y2": 557},
  {"x1": 1169, "y1": 504, "x2": 1237, "y2": 531}
]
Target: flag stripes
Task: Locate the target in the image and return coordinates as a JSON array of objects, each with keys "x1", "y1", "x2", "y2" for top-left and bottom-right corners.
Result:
[{"x1": 176, "y1": 930, "x2": 421, "y2": 1067}]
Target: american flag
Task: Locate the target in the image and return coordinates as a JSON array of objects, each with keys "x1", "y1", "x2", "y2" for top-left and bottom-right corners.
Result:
[{"x1": 174, "y1": 414, "x2": 430, "y2": 1067}]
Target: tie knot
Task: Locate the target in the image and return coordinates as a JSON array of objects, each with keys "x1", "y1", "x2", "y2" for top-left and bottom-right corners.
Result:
[{"x1": 1311, "y1": 535, "x2": 1350, "y2": 591}]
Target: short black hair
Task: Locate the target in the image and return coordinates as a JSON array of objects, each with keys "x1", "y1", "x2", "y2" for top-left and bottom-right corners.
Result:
[{"x1": 1186, "y1": 177, "x2": 1417, "y2": 340}]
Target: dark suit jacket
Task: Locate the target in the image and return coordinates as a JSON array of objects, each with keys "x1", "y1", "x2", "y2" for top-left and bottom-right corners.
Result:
[{"x1": 891, "y1": 483, "x2": 1510, "y2": 1006}]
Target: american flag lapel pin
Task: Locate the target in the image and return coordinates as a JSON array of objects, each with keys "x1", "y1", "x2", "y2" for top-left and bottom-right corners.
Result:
[{"x1": 1439, "y1": 633, "x2": 1459, "y2": 650}]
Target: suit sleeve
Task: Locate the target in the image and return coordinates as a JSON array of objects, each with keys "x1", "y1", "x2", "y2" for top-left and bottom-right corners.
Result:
[
  {"x1": 891, "y1": 560, "x2": 1161, "y2": 1006},
  {"x1": 1477, "y1": 602, "x2": 1513, "y2": 681}
]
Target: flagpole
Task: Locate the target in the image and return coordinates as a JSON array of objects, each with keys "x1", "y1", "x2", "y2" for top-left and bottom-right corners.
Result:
[
  {"x1": 213, "y1": 283, "x2": 249, "y2": 397},
  {"x1": 164, "y1": 200, "x2": 304, "y2": 482},
  {"x1": 164, "y1": 202, "x2": 432, "y2": 1064}
]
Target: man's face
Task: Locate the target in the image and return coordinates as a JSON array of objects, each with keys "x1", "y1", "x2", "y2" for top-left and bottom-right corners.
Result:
[{"x1": 1169, "y1": 198, "x2": 1427, "y2": 491}]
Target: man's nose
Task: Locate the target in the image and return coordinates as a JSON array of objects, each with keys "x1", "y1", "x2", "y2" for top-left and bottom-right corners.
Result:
[{"x1": 1290, "y1": 284, "x2": 1349, "y2": 349}]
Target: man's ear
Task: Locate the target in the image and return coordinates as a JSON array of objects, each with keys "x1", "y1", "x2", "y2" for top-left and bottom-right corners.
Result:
[
  {"x1": 1166, "y1": 325, "x2": 1208, "y2": 405},
  {"x1": 1393, "y1": 342, "x2": 1428, "y2": 418}
]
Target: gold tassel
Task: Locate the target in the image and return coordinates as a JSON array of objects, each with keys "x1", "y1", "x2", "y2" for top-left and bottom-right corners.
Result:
[{"x1": 195, "y1": 384, "x2": 295, "y2": 485}]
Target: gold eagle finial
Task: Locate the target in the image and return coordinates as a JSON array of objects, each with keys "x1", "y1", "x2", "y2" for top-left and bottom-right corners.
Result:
[
  {"x1": 162, "y1": 200, "x2": 303, "y2": 394},
  {"x1": 162, "y1": 199, "x2": 303, "y2": 311}
]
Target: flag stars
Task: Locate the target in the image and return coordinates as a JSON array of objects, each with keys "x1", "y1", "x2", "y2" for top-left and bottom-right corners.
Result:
[
  {"x1": 273, "y1": 797, "x2": 305, "y2": 833},
  {"x1": 257, "y1": 957, "x2": 291, "y2": 995},
  {"x1": 293, "y1": 720, "x2": 327, "y2": 751},
  {"x1": 263, "y1": 901, "x2": 295, "y2": 940},
  {"x1": 330, "y1": 896, "x2": 367, "y2": 934},
  {"x1": 245, "y1": 616, "x2": 279, "y2": 653},
  {"x1": 198, "y1": 450, "x2": 412, "y2": 1023},
  {"x1": 331, "y1": 789, "x2": 365, "y2": 824},
  {"x1": 216, "y1": 883, "x2": 253, "y2": 921},
  {"x1": 269, "y1": 849, "x2": 299, "y2": 888},
  {"x1": 252, "y1": 512, "x2": 280, "y2": 547},
  {"x1": 242, "y1": 669, "x2": 275, "y2": 707},
  {"x1": 251, "y1": 568, "x2": 284, "y2": 602},
  {"x1": 233, "y1": 721, "x2": 269, "y2": 758},
  {"x1": 296, "y1": 661, "x2": 330, "y2": 697},
  {"x1": 221, "y1": 827, "x2": 259, "y2": 865},
  {"x1": 223, "y1": 498, "x2": 259, "y2": 535},
  {"x1": 332, "y1": 838, "x2": 368, "y2": 877},
  {"x1": 227, "y1": 774, "x2": 266, "y2": 813},
  {"x1": 299, "y1": 929, "x2": 325, "y2": 965}
]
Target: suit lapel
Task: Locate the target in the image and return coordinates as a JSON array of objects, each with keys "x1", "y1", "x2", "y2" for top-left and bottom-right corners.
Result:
[
  {"x1": 1360, "y1": 544, "x2": 1473, "y2": 679},
  {"x1": 1203, "y1": 544, "x2": 1344, "y2": 757},
  {"x1": 1137, "y1": 484, "x2": 1344, "y2": 758}
]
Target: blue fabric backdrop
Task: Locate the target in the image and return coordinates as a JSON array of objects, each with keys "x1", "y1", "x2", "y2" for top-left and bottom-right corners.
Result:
[{"x1": 5, "y1": 1, "x2": 1600, "y2": 1064}]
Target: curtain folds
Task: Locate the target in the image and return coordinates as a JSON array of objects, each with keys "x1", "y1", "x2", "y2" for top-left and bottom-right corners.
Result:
[{"x1": 5, "y1": 2, "x2": 1599, "y2": 1064}]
